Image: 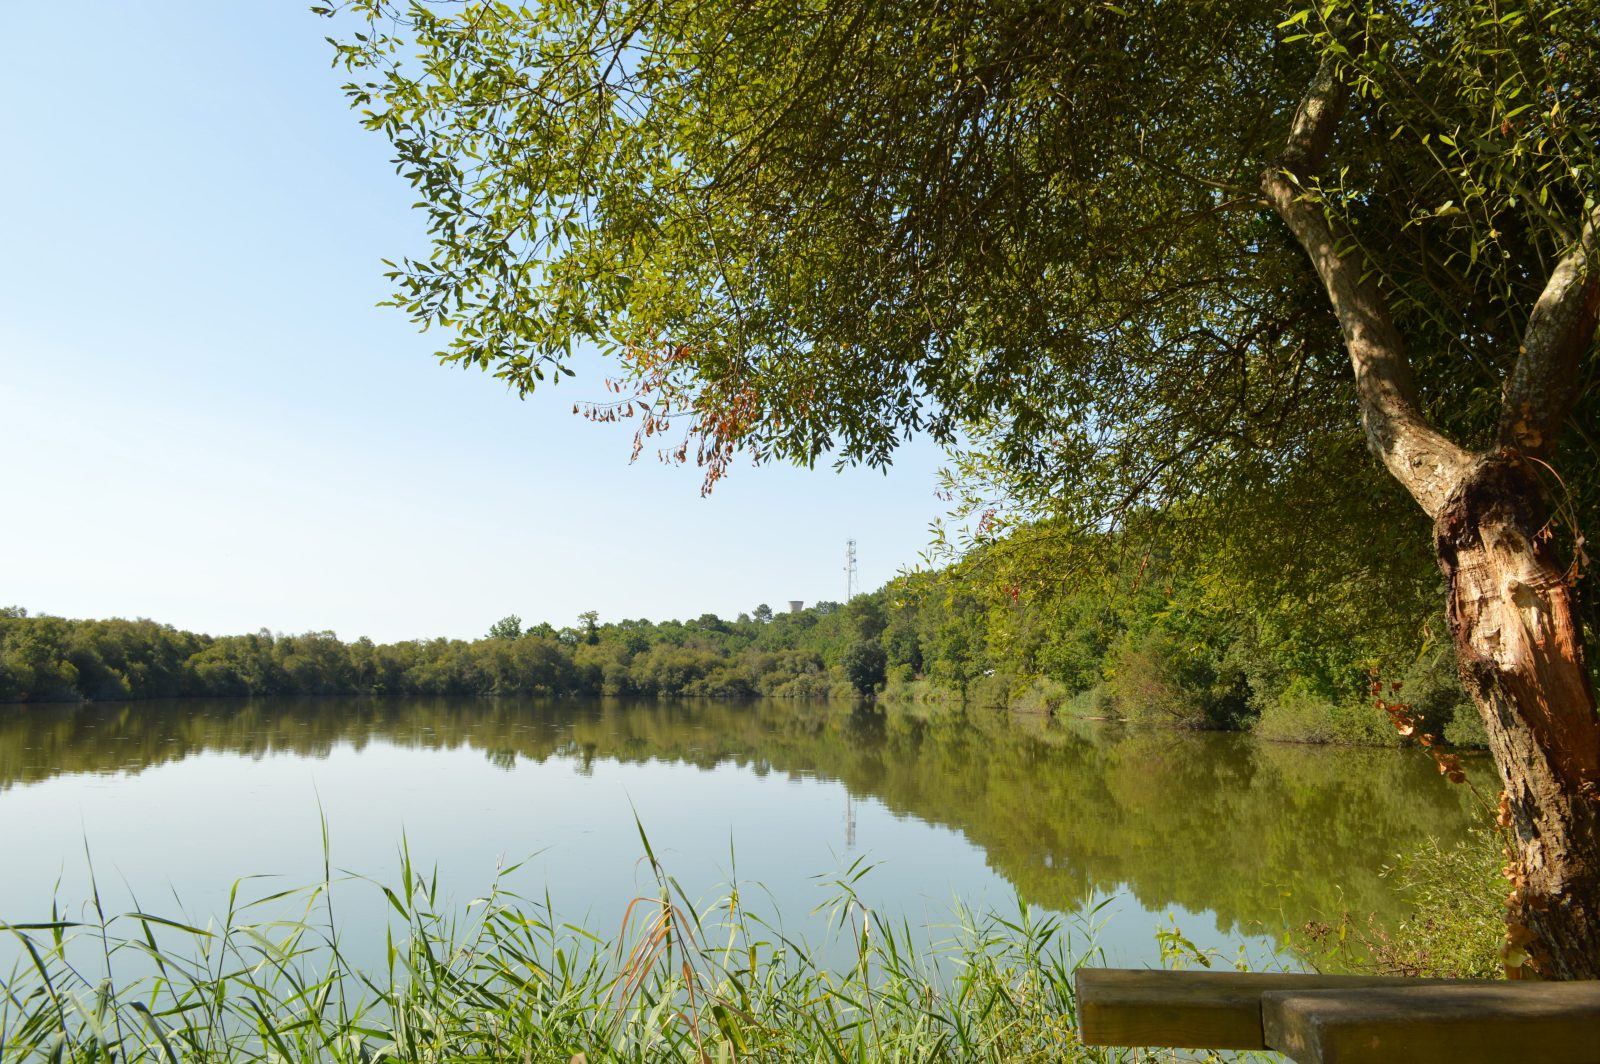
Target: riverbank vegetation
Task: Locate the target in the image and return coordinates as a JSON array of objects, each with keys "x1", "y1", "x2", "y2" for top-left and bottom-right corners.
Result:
[
  {"x1": 1298, "y1": 824, "x2": 1505, "y2": 980},
  {"x1": 0, "y1": 525, "x2": 1485, "y2": 749},
  {"x1": 1, "y1": 841, "x2": 1137, "y2": 1064}
]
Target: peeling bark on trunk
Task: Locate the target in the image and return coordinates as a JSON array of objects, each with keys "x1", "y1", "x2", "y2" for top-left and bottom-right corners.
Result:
[
  {"x1": 1436, "y1": 455, "x2": 1600, "y2": 980},
  {"x1": 1265, "y1": 55, "x2": 1600, "y2": 979}
]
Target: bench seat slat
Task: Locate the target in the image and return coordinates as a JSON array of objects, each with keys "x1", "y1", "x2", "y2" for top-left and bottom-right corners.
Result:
[{"x1": 1262, "y1": 982, "x2": 1600, "y2": 1064}]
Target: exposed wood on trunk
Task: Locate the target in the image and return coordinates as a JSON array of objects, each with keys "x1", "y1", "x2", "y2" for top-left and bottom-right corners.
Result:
[{"x1": 1436, "y1": 456, "x2": 1600, "y2": 980}]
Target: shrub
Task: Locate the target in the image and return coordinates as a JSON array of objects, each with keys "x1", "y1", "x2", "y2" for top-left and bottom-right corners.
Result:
[
  {"x1": 1328, "y1": 697, "x2": 1402, "y2": 745},
  {"x1": 1010, "y1": 676, "x2": 1074, "y2": 716},
  {"x1": 1106, "y1": 631, "x2": 1245, "y2": 729},
  {"x1": 1256, "y1": 681, "x2": 1408, "y2": 746},
  {"x1": 1443, "y1": 706, "x2": 1490, "y2": 749},
  {"x1": 1254, "y1": 679, "x2": 1339, "y2": 744},
  {"x1": 1401, "y1": 650, "x2": 1485, "y2": 749},
  {"x1": 1378, "y1": 826, "x2": 1505, "y2": 978},
  {"x1": 1300, "y1": 824, "x2": 1504, "y2": 979},
  {"x1": 841, "y1": 639, "x2": 888, "y2": 695}
]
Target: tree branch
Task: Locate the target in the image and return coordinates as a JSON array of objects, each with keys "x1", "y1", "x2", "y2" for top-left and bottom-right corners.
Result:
[
  {"x1": 1278, "y1": 57, "x2": 1345, "y2": 176},
  {"x1": 1262, "y1": 59, "x2": 1469, "y2": 517},
  {"x1": 1501, "y1": 205, "x2": 1600, "y2": 455}
]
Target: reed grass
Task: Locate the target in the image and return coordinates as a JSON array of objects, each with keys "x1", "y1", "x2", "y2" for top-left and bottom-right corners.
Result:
[{"x1": 0, "y1": 824, "x2": 1186, "y2": 1064}]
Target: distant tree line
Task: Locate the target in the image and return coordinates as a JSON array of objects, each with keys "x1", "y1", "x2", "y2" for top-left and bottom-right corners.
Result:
[
  {"x1": 0, "y1": 528, "x2": 1484, "y2": 746},
  {"x1": 0, "y1": 601, "x2": 878, "y2": 704}
]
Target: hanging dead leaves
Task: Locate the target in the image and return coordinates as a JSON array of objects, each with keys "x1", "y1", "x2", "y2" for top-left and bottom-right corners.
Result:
[{"x1": 1371, "y1": 678, "x2": 1467, "y2": 784}]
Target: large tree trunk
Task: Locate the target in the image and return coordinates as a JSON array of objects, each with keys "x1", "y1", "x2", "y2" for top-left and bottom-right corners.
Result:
[
  {"x1": 1264, "y1": 54, "x2": 1600, "y2": 979},
  {"x1": 1435, "y1": 454, "x2": 1600, "y2": 979}
]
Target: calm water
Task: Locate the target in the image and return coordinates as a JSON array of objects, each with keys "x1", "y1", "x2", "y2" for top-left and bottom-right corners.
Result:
[{"x1": 0, "y1": 697, "x2": 1485, "y2": 971}]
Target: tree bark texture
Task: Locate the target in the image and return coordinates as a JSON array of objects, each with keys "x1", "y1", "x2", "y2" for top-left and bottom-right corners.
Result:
[
  {"x1": 1437, "y1": 456, "x2": 1600, "y2": 979},
  {"x1": 1267, "y1": 60, "x2": 1600, "y2": 978}
]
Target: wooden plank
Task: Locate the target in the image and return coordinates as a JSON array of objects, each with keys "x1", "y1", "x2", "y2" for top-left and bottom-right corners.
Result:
[
  {"x1": 1074, "y1": 968, "x2": 1474, "y2": 1050},
  {"x1": 1262, "y1": 982, "x2": 1600, "y2": 1064}
]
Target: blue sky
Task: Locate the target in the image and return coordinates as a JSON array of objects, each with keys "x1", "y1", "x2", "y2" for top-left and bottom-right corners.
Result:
[{"x1": 0, "y1": 2, "x2": 952, "y2": 642}]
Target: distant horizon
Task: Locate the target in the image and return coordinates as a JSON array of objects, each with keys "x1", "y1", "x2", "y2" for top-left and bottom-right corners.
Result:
[{"x1": 0, "y1": 595, "x2": 868, "y2": 645}]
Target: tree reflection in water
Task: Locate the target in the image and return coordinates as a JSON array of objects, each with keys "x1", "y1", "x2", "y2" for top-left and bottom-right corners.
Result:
[{"x1": 0, "y1": 696, "x2": 1484, "y2": 944}]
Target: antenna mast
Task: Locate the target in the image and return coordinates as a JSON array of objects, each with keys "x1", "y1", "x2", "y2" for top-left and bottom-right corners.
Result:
[{"x1": 844, "y1": 538, "x2": 858, "y2": 601}]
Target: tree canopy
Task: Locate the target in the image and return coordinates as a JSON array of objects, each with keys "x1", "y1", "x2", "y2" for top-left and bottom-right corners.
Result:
[{"x1": 329, "y1": 0, "x2": 1595, "y2": 509}]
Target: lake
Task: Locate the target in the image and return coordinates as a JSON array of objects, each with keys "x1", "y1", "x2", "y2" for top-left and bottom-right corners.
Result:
[{"x1": 0, "y1": 697, "x2": 1486, "y2": 973}]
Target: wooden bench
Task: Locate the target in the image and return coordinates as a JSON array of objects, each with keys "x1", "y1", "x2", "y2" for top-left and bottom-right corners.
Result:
[{"x1": 1074, "y1": 968, "x2": 1600, "y2": 1063}]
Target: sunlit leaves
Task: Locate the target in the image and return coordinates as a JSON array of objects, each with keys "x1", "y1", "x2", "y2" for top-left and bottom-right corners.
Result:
[
  {"x1": 328, "y1": 1, "x2": 1597, "y2": 633},
  {"x1": 328, "y1": 1, "x2": 1327, "y2": 485}
]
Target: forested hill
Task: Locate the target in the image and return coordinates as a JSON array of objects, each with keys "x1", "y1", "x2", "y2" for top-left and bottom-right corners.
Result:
[{"x1": 0, "y1": 536, "x2": 1487, "y2": 746}]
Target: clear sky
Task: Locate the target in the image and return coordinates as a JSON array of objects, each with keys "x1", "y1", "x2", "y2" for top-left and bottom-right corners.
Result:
[{"x1": 0, "y1": 3, "x2": 953, "y2": 643}]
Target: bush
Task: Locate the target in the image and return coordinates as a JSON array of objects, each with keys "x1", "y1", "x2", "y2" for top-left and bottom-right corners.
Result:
[
  {"x1": 1009, "y1": 676, "x2": 1074, "y2": 716},
  {"x1": 1301, "y1": 824, "x2": 1505, "y2": 978},
  {"x1": 1256, "y1": 681, "x2": 1408, "y2": 746},
  {"x1": 841, "y1": 639, "x2": 888, "y2": 695},
  {"x1": 878, "y1": 676, "x2": 953, "y2": 705},
  {"x1": 1328, "y1": 697, "x2": 1402, "y2": 745},
  {"x1": 1107, "y1": 631, "x2": 1200, "y2": 724},
  {"x1": 964, "y1": 669, "x2": 1018, "y2": 709},
  {"x1": 1255, "y1": 679, "x2": 1339, "y2": 743},
  {"x1": 1106, "y1": 630, "x2": 1245, "y2": 728},
  {"x1": 1379, "y1": 826, "x2": 1505, "y2": 977},
  {"x1": 1401, "y1": 650, "x2": 1485, "y2": 749},
  {"x1": 1443, "y1": 706, "x2": 1490, "y2": 748},
  {"x1": 1074, "y1": 684, "x2": 1121, "y2": 719}
]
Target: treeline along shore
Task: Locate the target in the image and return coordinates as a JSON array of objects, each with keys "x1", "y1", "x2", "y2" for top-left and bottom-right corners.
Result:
[{"x1": 2, "y1": 529, "x2": 1493, "y2": 748}]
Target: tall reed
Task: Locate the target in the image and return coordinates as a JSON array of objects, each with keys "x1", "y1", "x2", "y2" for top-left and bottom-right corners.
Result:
[{"x1": 1, "y1": 830, "x2": 1163, "y2": 1063}]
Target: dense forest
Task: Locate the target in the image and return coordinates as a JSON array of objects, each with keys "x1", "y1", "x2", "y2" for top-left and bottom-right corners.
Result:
[{"x1": 0, "y1": 528, "x2": 1487, "y2": 747}]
